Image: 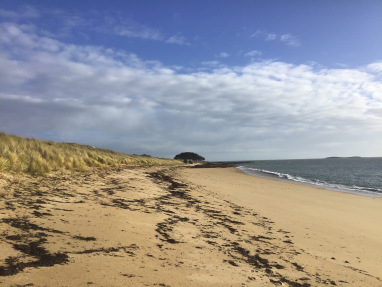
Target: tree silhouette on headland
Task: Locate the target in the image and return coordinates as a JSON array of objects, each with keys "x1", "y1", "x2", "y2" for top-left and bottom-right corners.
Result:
[{"x1": 174, "y1": 152, "x2": 205, "y2": 163}]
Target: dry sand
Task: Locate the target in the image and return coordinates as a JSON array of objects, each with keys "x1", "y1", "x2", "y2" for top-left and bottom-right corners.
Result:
[{"x1": 0, "y1": 165, "x2": 381, "y2": 286}]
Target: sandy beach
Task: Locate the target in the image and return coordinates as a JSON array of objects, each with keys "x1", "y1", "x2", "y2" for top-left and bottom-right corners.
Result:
[{"x1": 1, "y1": 165, "x2": 382, "y2": 286}]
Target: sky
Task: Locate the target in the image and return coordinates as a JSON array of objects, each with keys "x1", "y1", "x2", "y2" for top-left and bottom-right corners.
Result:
[{"x1": 0, "y1": 1, "x2": 382, "y2": 161}]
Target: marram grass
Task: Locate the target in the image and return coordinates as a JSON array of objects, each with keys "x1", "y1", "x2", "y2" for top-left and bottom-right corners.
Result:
[{"x1": 0, "y1": 132, "x2": 181, "y2": 176}]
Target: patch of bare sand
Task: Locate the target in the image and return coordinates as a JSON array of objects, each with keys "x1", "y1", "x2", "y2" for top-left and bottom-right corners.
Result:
[
  {"x1": 178, "y1": 166, "x2": 382, "y2": 286},
  {"x1": 0, "y1": 167, "x2": 266, "y2": 286},
  {"x1": 1, "y1": 166, "x2": 381, "y2": 286}
]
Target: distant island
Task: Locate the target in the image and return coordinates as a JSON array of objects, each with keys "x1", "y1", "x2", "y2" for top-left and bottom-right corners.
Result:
[{"x1": 326, "y1": 156, "x2": 362, "y2": 159}]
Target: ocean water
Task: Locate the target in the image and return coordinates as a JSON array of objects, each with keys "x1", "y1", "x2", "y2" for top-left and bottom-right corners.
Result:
[{"x1": 230, "y1": 157, "x2": 382, "y2": 197}]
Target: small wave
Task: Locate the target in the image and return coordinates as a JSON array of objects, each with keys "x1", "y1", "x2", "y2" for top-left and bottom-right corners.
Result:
[
  {"x1": 238, "y1": 166, "x2": 311, "y2": 183},
  {"x1": 349, "y1": 185, "x2": 382, "y2": 194},
  {"x1": 237, "y1": 166, "x2": 382, "y2": 196}
]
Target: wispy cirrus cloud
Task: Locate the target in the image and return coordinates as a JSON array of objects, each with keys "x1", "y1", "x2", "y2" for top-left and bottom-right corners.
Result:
[
  {"x1": 245, "y1": 50, "x2": 262, "y2": 57},
  {"x1": 252, "y1": 30, "x2": 301, "y2": 47},
  {"x1": 0, "y1": 5, "x2": 40, "y2": 19},
  {"x1": 217, "y1": 52, "x2": 229, "y2": 58},
  {"x1": 265, "y1": 33, "x2": 277, "y2": 41},
  {"x1": 280, "y1": 33, "x2": 300, "y2": 47},
  {"x1": 104, "y1": 15, "x2": 189, "y2": 45},
  {"x1": 113, "y1": 24, "x2": 162, "y2": 40},
  {"x1": 99, "y1": 13, "x2": 189, "y2": 45},
  {"x1": 166, "y1": 34, "x2": 189, "y2": 45},
  {"x1": 0, "y1": 6, "x2": 189, "y2": 45}
]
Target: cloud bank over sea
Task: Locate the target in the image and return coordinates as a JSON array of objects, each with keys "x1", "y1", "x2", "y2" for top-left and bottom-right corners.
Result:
[{"x1": 1, "y1": 22, "x2": 382, "y2": 160}]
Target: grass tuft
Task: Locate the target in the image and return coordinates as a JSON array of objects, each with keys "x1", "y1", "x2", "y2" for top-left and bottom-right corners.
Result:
[{"x1": 0, "y1": 132, "x2": 181, "y2": 176}]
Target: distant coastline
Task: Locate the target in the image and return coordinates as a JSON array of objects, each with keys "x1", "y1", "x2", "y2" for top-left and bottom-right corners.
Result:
[{"x1": 326, "y1": 156, "x2": 362, "y2": 159}]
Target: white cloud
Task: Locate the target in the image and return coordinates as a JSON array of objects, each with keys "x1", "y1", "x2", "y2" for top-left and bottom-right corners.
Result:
[
  {"x1": 114, "y1": 24, "x2": 189, "y2": 45},
  {"x1": 0, "y1": 8, "x2": 19, "y2": 18},
  {"x1": 280, "y1": 33, "x2": 300, "y2": 47},
  {"x1": 0, "y1": 6, "x2": 40, "y2": 19},
  {"x1": 0, "y1": 23, "x2": 381, "y2": 160},
  {"x1": 1, "y1": 6, "x2": 188, "y2": 46},
  {"x1": 245, "y1": 50, "x2": 262, "y2": 57},
  {"x1": 114, "y1": 24, "x2": 162, "y2": 41},
  {"x1": 265, "y1": 33, "x2": 277, "y2": 41},
  {"x1": 250, "y1": 30, "x2": 263, "y2": 38},
  {"x1": 102, "y1": 13, "x2": 188, "y2": 45},
  {"x1": 218, "y1": 52, "x2": 229, "y2": 58},
  {"x1": 166, "y1": 34, "x2": 189, "y2": 45},
  {"x1": 201, "y1": 61, "x2": 220, "y2": 67},
  {"x1": 252, "y1": 30, "x2": 301, "y2": 48},
  {"x1": 367, "y1": 62, "x2": 382, "y2": 73}
]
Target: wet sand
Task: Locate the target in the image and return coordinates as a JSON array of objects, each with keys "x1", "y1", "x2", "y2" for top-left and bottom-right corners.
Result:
[{"x1": 1, "y1": 166, "x2": 381, "y2": 286}]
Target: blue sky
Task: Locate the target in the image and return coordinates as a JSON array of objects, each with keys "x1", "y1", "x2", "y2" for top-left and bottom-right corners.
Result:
[{"x1": 1, "y1": 1, "x2": 382, "y2": 160}]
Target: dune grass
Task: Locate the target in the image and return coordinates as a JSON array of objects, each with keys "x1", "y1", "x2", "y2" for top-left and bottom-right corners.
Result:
[{"x1": 0, "y1": 132, "x2": 181, "y2": 176}]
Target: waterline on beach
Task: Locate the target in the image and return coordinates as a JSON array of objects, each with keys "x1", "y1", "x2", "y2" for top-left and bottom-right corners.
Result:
[{"x1": 233, "y1": 158, "x2": 382, "y2": 197}]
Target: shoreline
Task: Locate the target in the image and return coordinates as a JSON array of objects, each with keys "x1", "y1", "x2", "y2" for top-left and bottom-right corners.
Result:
[
  {"x1": 178, "y1": 166, "x2": 382, "y2": 283},
  {"x1": 235, "y1": 165, "x2": 382, "y2": 198},
  {"x1": 1, "y1": 166, "x2": 382, "y2": 286}
]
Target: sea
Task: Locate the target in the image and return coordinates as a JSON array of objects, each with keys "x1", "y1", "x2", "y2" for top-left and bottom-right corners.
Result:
[{"x1": 227, "y1": 157, "x2": 382, "y2": 197}]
